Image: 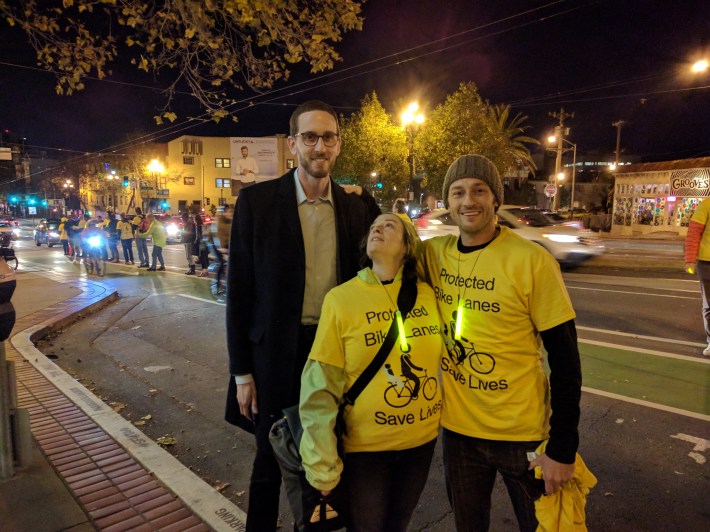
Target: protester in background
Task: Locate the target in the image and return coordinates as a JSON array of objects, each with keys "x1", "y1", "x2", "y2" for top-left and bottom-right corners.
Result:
[
  {"x1": 299, "y1": 213, "x2": 444, "y2": 531},
  {"x1": 181, "y1": 212, "x2": 196, "y2": 275},
  {"x1": 76, "y1": 212, "x2": 91, "y2": 259},
  {"x1": 211, "y1": 205, "x2": 233, "y2": 294},
  {"x1": 194, "y1": 213, "x2": 209, "y2": 277},
  {"x1": 684, "y1": 196, "x2": 710, "y2": 357},
  {"x1": 118, "y1": 213, "x2": 135, "y2": 264},
  {"x1": 138, "y1": 213, "x2": 166, "y2": 271},
  {"x1": 419, "y1": 154, "x2": 582, "y2": 531},
  {"x1": 132, "y1": 207, "x2": 150, "y2": 268},
  {"x1": 66, "y1": 215, "x2": 80, "y2": 259},
  {"x1": 105, "y1": 212, "x2": 120, "y2": 263},
  {"x1": 58, "y1": 216, "x2": 69, "y2": 255},
  {"x1": 225, "y1": 100, "x2": 380, "y2": 531}
]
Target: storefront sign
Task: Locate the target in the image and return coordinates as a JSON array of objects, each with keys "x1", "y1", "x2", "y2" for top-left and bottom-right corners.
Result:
[{"x1": 670, "y1": 169, "x2": 710, "y2": 197}]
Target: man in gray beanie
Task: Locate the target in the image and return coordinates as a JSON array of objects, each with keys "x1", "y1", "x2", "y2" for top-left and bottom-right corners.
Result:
[
  {"x1": 442, "y1": 154, "x2": 504, "y2": 211},
  {"x1": 419, "y1": 153, "x2": 582, "y2": 531}
]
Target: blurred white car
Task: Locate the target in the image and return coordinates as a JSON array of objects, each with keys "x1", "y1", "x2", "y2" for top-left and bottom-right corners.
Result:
[{"x1": 416, "y1": 206, "x2": 604, "y2": 267}]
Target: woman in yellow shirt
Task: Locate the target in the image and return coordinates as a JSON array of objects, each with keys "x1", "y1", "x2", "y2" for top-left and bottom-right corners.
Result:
[{"x1": 299, "y1": 213, "x2": 445, "y2": 531}]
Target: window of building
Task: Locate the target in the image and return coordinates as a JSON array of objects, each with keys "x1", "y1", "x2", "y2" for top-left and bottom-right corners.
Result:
[
  {"x1": 183, "y1": 156, "x2": 195, "y2": 165},
  {"x1": 184, "y1": 176, "x2": 195, "y2": 185},
  {"x1": 215, "y1": 158, "x2": 231, "y2": 168},
  {"x1": 216, "y1": 178, "x2": 232, "y2": 188},
  {"x1": 180, "y1": 139, "x2": 203, "y2": 155}
]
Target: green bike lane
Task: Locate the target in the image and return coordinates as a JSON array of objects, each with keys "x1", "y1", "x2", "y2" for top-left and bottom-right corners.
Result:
[{"x1": 577, "y1": 340, "x2": 710, "y2": 419}]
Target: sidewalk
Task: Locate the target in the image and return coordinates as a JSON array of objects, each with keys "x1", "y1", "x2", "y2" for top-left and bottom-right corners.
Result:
[{"x1": 1, "y1": 271, "x2": 246, "y2": 532}]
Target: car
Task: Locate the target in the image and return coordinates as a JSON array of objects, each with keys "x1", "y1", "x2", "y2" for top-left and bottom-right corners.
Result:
[
  {"x1": 542, "y1": 210, "x2": 586, "y2": 231},
  {"x1": 160, "y1": 215, "x2": 184, "y2": 243},
  {"x1": 33, "y1": 218, "x2": 62, "y2": 247},
  {"x1": 0, "y1": 221, "x2": 20, "y2": 241},
  {"x1": 416, "y1": 206, "x2": 604, "y2": 267}
]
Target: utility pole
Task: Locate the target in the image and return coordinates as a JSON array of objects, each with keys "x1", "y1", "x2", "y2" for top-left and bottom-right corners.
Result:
[
  {"x1": 612, "y1": 120, "x2": 626, "y2": 165},
  {"x1": 548, "y1": 108, "x2": 574, "y2": 210}
]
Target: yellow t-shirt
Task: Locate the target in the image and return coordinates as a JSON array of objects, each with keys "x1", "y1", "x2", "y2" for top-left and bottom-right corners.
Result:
[
  {"x1": 306, "y1": 269, "x2": 445, "y2": 453},
  {"x1": 690, "y1": 198, "x2": 710, "y2": 261},
  {"x1": 421, "y1": 226, "x2": 576, "y2": 442}
]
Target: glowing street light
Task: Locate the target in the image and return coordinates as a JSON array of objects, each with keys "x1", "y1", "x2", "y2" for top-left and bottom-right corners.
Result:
[
  {"x1": 691, "y1": 59, "x2": 708, "y2": 73},
  {"x1": 401, "y1": 102, "x2": 425, "y2": 204}
]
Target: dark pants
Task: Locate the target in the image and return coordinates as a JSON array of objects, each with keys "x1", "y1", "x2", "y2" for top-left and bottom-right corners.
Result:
[
  {"x1": 345, "y1": 438, "x2": 436, "y2": 532},
  {"x1": 246, "y1": 324, "x2": 318, "y2": 532},
  {"x1": 135, "y1": 237, "x2": 149, "y2": 265},
  {"x1": 121, "y1": 239, "x2": 134, "y2": 262},
  {"x1": 61, "y1": 239, "x2": 69, "y2": 254},
  {"x1": 210, "y1": 242, "x2": 226, "y2": 286},
  {"x1": 696, "y1": 260, "x2": 710, "y2": 343},
  {"x1": 109, "y1": 238, "x2": 119, "y2": 261},
  {"x1": 151, "y1": 245, "x2": 164, "y2": 268},
  {"x1": 443, "y1": 430, "x2": 544, "y2": 532}
]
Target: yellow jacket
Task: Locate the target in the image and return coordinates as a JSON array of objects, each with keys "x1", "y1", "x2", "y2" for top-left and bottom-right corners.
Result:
[{"x1": 533, "y1": 440, "x2": 597, "y2": 531}]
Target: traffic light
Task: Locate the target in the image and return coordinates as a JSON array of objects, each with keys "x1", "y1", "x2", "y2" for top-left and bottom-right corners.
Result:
[
  {"x1": 28, "y1": 198, "x2": 36, "y2": 205},
  {"x1": 123, "y1": 176, "x2": 129, "y2": 187},
  {"x1": 205, "y1": 197, "x2": 210, "y2": 205},
  {"x1": 41, "y1": 200, "x2": 48, "y2": 206},
  {"x1": 161, "y1": 201, "x2": 169, "y2": 209},
  {"x1": 9, "y1": 196, "x2": 17, "y2": 204}
]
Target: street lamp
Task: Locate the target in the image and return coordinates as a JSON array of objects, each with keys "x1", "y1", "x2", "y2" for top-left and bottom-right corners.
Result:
[
  {"x1": 547, "y1": 136, "x2": 577, "y2": 213},
  {"x1": 401, "y1": 102, "x2": 425, "y2": 204},
  {"x1": 146, "y1": 159, "x2": 165, "y2": 213},
  {"x1": 691, "y1": 59, "x2": 708, "y2": 73}
]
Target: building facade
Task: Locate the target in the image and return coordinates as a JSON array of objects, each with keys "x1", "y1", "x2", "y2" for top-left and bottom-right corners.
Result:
[
  {"x1": 162, "y1": 134, "x2": 291, "y2": 214},
  {"x1": 611, "y1": 156, "x2": 710, "y2": 236}
]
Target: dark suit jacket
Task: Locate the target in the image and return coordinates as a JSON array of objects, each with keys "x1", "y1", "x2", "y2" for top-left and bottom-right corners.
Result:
[{"x1": 224, "y1": 170, "x2": 380, "y2": 431}]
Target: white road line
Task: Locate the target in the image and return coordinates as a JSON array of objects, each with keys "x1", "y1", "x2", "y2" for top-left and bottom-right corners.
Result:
[
  {"x1": 577, "y1": 326, "x2": 706, "y2": 348},
  {"x1": 567, "y1": 285, "x2": 697, "y2": 299},
  {"x1": 579, "y1": 338, "x2": 710, "y2": 362},
  {"x1": 582, "y1": 387, "x2": 710, "y2": 422},
  {"x1": 177, "y1": 292, "x2": 225, "y2": 305}
]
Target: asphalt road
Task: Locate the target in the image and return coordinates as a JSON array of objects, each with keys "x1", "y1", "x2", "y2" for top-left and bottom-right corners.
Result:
[{"x1": 10, "y1": 228, "x2": 709, "y2": 531}]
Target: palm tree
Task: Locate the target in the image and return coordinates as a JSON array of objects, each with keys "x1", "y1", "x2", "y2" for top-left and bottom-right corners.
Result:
[{"x1": 484, "y1": 104, "x2": 539, "y2": 172}]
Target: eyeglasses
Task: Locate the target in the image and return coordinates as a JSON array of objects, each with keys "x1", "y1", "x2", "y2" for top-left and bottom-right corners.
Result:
[{"x1": 294, "y1": 132, "x2": 340, "y2": 147}]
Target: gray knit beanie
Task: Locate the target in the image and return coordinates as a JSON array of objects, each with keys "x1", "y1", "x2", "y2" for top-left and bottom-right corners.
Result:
[{"x1": 442, "y1": 154, "x2": 504, "y2": 209}]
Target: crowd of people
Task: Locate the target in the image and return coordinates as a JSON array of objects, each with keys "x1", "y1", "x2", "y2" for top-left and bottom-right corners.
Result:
[
  {"x1": 55, "y1": 207, "x2": 232, "y2": 282},
  {"x1": 225, "y1": 101, "x2": 584, "y2": 532}
]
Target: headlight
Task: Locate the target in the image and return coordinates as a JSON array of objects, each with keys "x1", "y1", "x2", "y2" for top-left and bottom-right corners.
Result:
[
  {"x1": 87, "y1": 235, "x2": 102, "y2": 247},
  {"x1": 49, "y1": 232, "x2": 60, "y2": 238},
  {"x1": 166, "y1": 224, "x2": 178, "y2": 236},
  {"x1": 12, "y1": 228, "x2": 20, "y2": 236},
  {"x1": 542, "y1": 233, "x2": 579, "y2": 244}
]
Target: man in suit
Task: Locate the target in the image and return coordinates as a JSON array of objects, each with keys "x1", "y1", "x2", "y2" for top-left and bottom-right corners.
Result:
[{"x1": 225, "y1": 100, "x2": 380, "y2": 531}]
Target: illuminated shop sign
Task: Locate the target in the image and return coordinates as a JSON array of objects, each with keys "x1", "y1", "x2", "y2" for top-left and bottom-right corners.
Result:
[{"x1": 670, "y1": 169, "x2": 710, "y2": 197}]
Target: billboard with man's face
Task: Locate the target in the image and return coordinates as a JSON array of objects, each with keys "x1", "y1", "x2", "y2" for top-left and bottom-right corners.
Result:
[{"x1": 230, "y1": 137, "x2": 279, "y2": 182}]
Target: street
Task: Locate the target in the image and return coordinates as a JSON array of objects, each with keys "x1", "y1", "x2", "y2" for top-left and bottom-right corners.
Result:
[{"x1": 8, "y1": 229, "x2": 710, "y2": 531}]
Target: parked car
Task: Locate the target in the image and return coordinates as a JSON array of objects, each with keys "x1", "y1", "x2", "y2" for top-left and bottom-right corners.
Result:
[
  {"x1": 33, "y1": 218, "x2": 62, "y2": 247},
  {"x1": 416, "y1": 206, "x2": 604, "y2": 267}
]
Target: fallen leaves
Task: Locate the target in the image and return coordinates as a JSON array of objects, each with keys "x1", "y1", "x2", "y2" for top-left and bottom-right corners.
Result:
[
  {"x1": 133, "y1": 414, "x2": 152, "y2": 426},
  {"x1": 156, "y1": 435, "x2": 177, "y2": 447}
]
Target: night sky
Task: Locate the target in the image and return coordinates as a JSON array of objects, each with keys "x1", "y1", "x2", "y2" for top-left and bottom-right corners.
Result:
[{"x1": 0, "y1": 0, "x2": 708, "y2": 163}]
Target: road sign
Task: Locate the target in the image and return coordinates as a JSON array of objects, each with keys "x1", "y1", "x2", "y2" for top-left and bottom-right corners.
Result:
[{"x1": 544, "y1": 183, "x2": 557, "y2": 198}]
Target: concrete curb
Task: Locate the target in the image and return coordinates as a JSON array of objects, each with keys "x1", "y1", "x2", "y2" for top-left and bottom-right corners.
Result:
[{"x1": 10, "y1": 277, "x2": 248, "y2": 532}]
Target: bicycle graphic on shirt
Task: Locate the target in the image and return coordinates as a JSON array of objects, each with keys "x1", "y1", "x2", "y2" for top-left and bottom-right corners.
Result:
[
  {"x1": 383, "y1": 366, "x2": 438, "y2": 408},
  {"x1": 443, "y1": 313, "x2": 496, "y2": 375}
]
